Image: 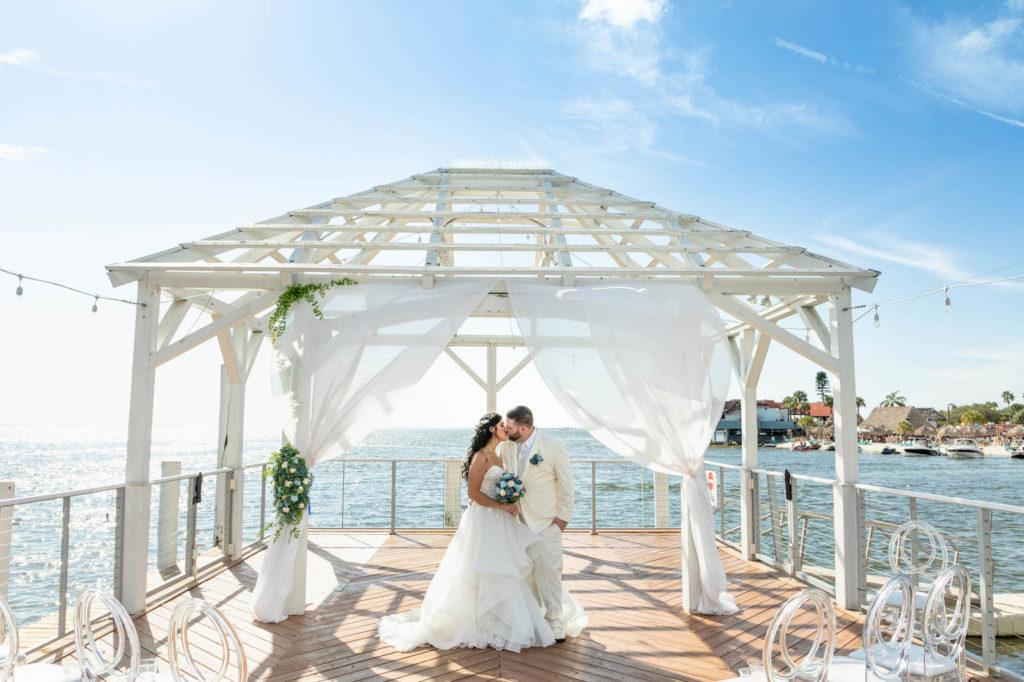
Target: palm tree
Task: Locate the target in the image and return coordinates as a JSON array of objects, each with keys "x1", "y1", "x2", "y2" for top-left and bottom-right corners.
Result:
[
  {"x1": 961, "y1": 409, "x2": 985, "y2": 427},
  {"x1": 880, "y1": 392, "x2": 907, "y2": 407},
  {"x1": 814, "y1": 371, "x2": 831, "y2": 402},
  {"x1": 1002, "y1": 391, "x2": 1015, "y2": 408},
  {"x1": 896, "y1": 420, "x2": 914, "y2": 437},
  {"x1": 823, "y1": 395, "x2": 834, "y2": 408},
  {"x1": 856, "y1": 396, "x2": 866, "y2": 418}
]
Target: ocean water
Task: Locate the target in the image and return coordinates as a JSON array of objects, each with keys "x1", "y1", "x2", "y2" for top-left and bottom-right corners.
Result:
[{"x1": 2, "y1": 425, "x2": 1024, "y2": 670}]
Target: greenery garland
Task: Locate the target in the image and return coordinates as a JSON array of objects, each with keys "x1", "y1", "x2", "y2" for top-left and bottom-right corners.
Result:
[
  {"x1": 268, "y1": 277, "x2": 358, "y2": 342},
  {"x1": 264, "y1": 444, "x2": 314, "y2": 541}
]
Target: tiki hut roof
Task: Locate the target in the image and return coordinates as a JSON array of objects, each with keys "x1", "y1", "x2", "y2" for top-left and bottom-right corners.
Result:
[
  {"x1": 936, "y1": 424, "x2": 962, "y2": 438},
  {"x1": 861, "y1": 406, "x2": 927, "y2": 434},
  {"x1": 1009, "y1": 425, "x2": 1024, "y2": 438},
  {"x1": 914, "y1": 423, "x2": 937, "y2": 437}
]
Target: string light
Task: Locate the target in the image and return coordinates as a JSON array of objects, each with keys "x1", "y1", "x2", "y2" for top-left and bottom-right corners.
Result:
[
  {"x1": 1, "y1": 266, "x2": 145, "y2": 308},
  {"x1": 873, "y1": 305, "x2": 880, "y2": 327},
  {"x1": 944, "y1": 287, "x2": 951, "y2": 313},
  {"x1": 760, "y1": 295, "x2": 771, "y2": 306}
]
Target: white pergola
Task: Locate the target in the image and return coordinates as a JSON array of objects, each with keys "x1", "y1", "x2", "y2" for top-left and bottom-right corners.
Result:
[{"x1": 107, "y1": 167, "x2": 878, "y2": 615}]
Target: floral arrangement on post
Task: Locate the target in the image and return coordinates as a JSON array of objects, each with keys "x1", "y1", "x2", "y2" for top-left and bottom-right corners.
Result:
[{"x1": 264, "y1": 444, "x2": 313, "y2": 541}]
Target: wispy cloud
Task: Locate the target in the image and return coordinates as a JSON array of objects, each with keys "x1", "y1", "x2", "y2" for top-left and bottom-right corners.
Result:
[
  {"x1": 567, "y1": 1, "x2": 849, "y2": 147},
  {"x1": 0, "y1": 47, "x2": 152, "y2": 88},
  {"x1": 0, "y1": 144, "x2": 46, "y2": 162},
  {"x1": 907, "y1": 5, "x2": 1024, "y2": 126},
  {"x1": 773, "y1": 38, "x2": 828, "y2": 64},
  {"x1": 814, "y1": 231, "x2": 968, "y2": 282},
  {"x1": 0, "y1": 48, "x2": 40, "y2": 66},
  {"x1": 773, "y1": 37, "x2": 875, "y2": 74}
]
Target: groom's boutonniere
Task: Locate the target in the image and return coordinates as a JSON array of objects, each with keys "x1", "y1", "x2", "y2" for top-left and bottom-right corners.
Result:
[{"x1": 529, "y1": 453, "x2": 544, "y2": 466}]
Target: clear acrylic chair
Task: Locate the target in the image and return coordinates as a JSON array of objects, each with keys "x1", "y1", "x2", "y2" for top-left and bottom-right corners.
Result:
[
  {"x1": 763, "y1": 588, "x2": 836, "y2": 682},
  {"x1": 829, "y1": 573, "x2": 914, "y2": 682},
  {"x1": 886, "y1": 520, "x2": 949, "y2": 611},
  {"x1": 850, "y1": 565, "x2": 970, "y2": 681},
  {"x1": 167, "y1": 598, "x2": 247, "y2": 681},
  {"x1": 72, "y1": 586, "x2": 141, "y2": 681},
  {"x1": 0, "y1": 594, "x2": 79, "y2": 682}
]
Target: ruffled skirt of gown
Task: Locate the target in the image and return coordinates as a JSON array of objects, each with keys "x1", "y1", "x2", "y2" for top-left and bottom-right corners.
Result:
[{"x1": 378, "y1": 502, "x2": 583, "y2": 652}]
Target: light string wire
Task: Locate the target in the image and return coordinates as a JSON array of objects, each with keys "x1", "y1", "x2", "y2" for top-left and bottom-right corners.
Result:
[{"x1": 1, "y1": 266, "x2": 146, "y2": 308}]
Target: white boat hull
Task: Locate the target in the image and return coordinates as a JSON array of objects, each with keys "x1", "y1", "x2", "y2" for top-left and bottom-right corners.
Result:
[{"x1": 946, "y1": 448, "x2": 983, "y2": 459}]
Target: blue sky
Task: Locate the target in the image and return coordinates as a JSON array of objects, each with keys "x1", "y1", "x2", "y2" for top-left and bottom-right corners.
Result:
[{"x1": 2, "y1": 0, "x2": 1023, "y2": 429}]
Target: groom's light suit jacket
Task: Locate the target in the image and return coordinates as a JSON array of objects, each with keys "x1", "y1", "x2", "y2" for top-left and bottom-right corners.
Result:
[{"x1": 498, "y1": 430, "x2": 574, "y2": 534}]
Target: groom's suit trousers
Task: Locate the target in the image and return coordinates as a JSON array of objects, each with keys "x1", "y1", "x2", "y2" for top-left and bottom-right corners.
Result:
[{"x1": 527, "y1": 523, "x2": 565, "y2": 637}]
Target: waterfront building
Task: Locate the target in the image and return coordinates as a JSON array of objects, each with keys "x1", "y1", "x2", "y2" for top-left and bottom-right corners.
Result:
[{"x1": 715, "y1": 399, "x2": 798, "y2": 443}]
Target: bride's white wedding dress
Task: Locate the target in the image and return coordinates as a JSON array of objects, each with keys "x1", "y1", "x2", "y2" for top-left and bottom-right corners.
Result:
[{"x1": 378, "y1": 464, "x2": 586, "y2": 652}]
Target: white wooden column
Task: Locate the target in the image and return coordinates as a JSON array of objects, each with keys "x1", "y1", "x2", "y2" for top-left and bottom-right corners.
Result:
[
  {"x1": 486, "y1": 343, "x2": 497, "y2": 413},
  {"x1": 157, "y1": 461, "x2": 181, "y2": 570},
  {"x1": 0, "y1": 482, "x2": 13, "y2": 600},
  {"x1": 737, "y1": 329, "x2": 770, "y2": 561},
  {"x1": 121, "y1": 278, "x2": 160, "y2": 613},
  {"x1": 286, "y1": 426, "x2": 309, "y2": 616},
  {"x1": 215, "y1": 364, "x2": 245, "y2": 560},
  {"x1": 830, "y1": 286, "x2": 861, "y2": 609},
  {"x1": 653, "y1": 472, "x2": 670, "y2": 528}
]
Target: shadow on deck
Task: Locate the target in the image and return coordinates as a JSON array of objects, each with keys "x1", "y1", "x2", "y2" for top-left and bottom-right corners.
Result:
[{"x1": 31, "y1": 530, "x2": 1002, "y2": 681}]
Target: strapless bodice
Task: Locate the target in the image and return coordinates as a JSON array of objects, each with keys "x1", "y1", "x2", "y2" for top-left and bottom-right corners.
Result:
[{"x1": 480, "y1": 464, "x2": 504, "y2": 500}]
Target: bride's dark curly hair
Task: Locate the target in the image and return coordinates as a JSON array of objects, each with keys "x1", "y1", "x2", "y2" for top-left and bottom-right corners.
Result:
[{"x1": 462, "y1": 412, "x2": 502, "y2": 480}]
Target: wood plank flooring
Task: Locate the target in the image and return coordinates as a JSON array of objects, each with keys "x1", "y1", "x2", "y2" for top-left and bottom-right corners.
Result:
[{"x1": 31, "y1": 530, "x2": 1002, "y2": 681}]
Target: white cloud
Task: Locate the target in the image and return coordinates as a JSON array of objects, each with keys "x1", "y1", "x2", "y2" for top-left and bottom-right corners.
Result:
[
  {"x1": 0, "y1": 48, "x2": 40, "y2": 66},
  {"x1": 0, "y1": 144, "x2": 46, "y2": 162},
  {"x1": 560, "y1": 96, "x2": 657, "y2": 150},
  {"x1": 909, "y1": 7, "x2": 1024, "y2": 116},
  {"x1": 579, "y1": 0, "x2": 667, "y2": 29}
]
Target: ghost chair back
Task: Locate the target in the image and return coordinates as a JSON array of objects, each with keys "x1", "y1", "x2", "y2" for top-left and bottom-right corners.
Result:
[
  {"x1": 0, "y1": 594, "x2": 18, "y2": 679},
  {"x1": 862, "y1": 573, "x2": 915, "y2": 682},
  {"x1": 74, "y1": 586, "x2": 140, "y2": 681},
  {"x1": 762, "y1": 588, "x2": 836, "y2": 682},
  {"x1": 920, "y1": 565, "x2": 971, "y2": 682},
  {"x1": 888, "y1": 520, "x2": 949, "y2": 585},
  {"x1": 168, "y1": 598, "x2": 247, "y2": 681}
]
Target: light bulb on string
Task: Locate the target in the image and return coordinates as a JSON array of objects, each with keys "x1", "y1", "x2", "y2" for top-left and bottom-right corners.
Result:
[
  {"x1": 873, "y1": 305, "x2": 880, "y2": 327},
  {"x1": 747, "y1": 295, "x2": 757, "y2": 304},
  {"x1": 944, "y1": 287, "x2": 951, "y2": 313},
  {"x1": 16, "y1": 275, "x2": 23, "y2": 296},
  {"x1": 92, "y1": 295, "x2": 98, "y2": 313},
  {"x1": 805, "y1": 329, "x2": 810, "y2": 342},
  {"x1": 760, "y1": 295, "x2": 771, "y2": 306}
]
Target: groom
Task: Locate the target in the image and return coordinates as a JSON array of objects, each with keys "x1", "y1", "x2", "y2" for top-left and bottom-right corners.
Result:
[{"x1": 499, "y1": 405, "x2": 574, "y2": 642}]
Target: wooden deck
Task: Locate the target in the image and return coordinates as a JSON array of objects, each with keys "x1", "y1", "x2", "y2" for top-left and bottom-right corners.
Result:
[{"x1": 29, "y1": 530, "x2": 1001, "y2": 681}]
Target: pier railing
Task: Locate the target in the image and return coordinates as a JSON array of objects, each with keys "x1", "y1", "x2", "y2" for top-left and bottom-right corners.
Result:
[{"x1": 3, "y1": 455, "x2": 1023, "y2": 679}]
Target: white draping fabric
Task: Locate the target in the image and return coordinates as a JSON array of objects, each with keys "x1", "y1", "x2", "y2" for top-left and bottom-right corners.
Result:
[
  {"x1": 506, "y1": 280, "x2": 737, "y2": 614},
  {"x1": 250, "y1": 279, "x2": 495, "y2": 623}
]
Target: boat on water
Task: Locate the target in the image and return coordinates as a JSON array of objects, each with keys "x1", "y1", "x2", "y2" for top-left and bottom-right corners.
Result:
[
  {"x1": 1008, "y1": 439, "x2": 1024, "y2": 459},
  {"x1": 903, "y1": 438, "x2": 942, "y2": 457},
  {"x1": 945, "y1": 439, "x2": 984, "y2": 459},
  {"x1": 880, "y1": 446, "x2": 899, "y2": 455},
  {"x1": 792, "y1": 443, "x2": 813, "y2": 451}
]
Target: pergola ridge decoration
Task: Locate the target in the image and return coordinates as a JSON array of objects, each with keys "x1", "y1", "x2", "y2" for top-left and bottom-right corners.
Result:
[{"x1": 107, "y1": 167, "x2": 879, "y2": 616}]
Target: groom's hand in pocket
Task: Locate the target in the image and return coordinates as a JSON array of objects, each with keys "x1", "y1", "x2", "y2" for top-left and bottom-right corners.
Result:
[{"x1": 551, "y1": 518, "x2": 567, "y2": 532}]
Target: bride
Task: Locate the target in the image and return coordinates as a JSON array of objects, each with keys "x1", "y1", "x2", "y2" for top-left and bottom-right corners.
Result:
[{"x1": 378, "y1": 412, "x2": 571, "y2": 652}]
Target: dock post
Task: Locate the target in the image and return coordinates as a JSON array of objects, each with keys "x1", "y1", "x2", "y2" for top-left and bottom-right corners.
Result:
[
  {"x1": 653, "y1": 472, "x2": 669, "y2": 528},
  {"x1": 0, "y1": 482, "x2": 13, "y2": 600},
  {"x1": 443, "y1": 459, "x2": 462, "y2": 528},
  {"x1": 830, "y1": 286, "x2": 862, "y2": 610},
  {"x1": 121, "y1": 278, "x2": 160, "y2": 614},
  {"x1": 157, "y1": 461, "x2": 181, "y2": 570}
]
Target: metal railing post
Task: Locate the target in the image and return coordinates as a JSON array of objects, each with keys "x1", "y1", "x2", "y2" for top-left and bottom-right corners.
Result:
[
  {"x1": 719, "y1": 466, "x2": 726, "y2": 539},
  {"x1": 185, "y1": 474, "x2": 201, "y2": 577},
  {"x1": 157, "y1": 461, "x2": 181, "y2": 570},
  {"x1": 766, "y1": 475, "x2": 782, "y2": 562},
  {"x1": 259, "y1": 464, "x2": 267, "y2": 540},
  {"x1": 978, "y1": 508, "x2": 995, "y2": 671},
  {"x1": 785, "y1": 471, "x2": 799, "y2": 577},
  {"x1": 0, "y1": 482, "x2": 14, "y2": 601},
  {"x1": 113, "y1": 487, "x2": 125, "y2": 601},
  {"x1": 390, "y1": 461, "x2": 397, "y2": 535},
  {"x1": 591, "y1": 462, "x2": 597, "y2": 535},
  {"x1": 57, "y1": 496, "x2": 70, "y2": 635}
]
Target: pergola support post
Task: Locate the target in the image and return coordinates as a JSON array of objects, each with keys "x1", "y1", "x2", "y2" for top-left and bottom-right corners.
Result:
[
  {"x1": 830, "y1": 285, "x2": 862, "y2": 609},
  {"x1": 121, "y1": 278, "x2": 160, "y2": 614},
  {"x1": 736, "y1": 329, "x2": 770, "y2": 561},
  {"x1": 486, "y1": 343, "x2": 497, "y2": 413},
  {"x1": 215, "y1": 363, "x2": 246, "y2": 561}
]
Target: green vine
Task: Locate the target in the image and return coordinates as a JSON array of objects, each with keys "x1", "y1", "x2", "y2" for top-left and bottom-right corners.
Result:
[{"x1": 269, "y1": 278, "x2": 358, "y2": 342}]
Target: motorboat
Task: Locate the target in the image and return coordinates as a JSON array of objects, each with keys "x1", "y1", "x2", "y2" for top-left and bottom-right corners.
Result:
[
  {"x1": 809, "y1": 443, "x2": 822, "y2": 450},
  {"x1": 945, "y1": 439, "x2": 984, "y2": 459},
  {"x1": 903, "y1": 439, "x2": 941, "y2": 457},
  {"x1": 880, "y1": 446, "x2": 898, "y2": 455},
  {"x1": 792, "y1": 443, "x2": 813, "y2": 452},
  {"x1": 1009, "y1": 440, "x2": 1024, "y2": 459}
]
